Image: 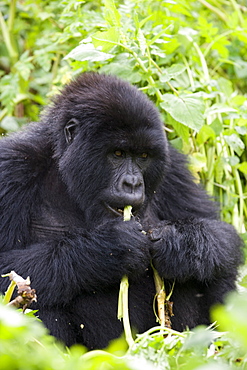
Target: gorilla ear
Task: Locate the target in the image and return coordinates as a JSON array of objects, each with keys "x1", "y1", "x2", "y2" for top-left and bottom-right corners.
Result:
[{"x1": 64, "y1": 118, "x2": 79, "y2": 144}]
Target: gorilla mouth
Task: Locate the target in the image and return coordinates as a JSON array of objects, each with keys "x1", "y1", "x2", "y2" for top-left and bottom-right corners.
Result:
[{"x1": 106, "y1": 204, "x2": 136, "y2": 217}]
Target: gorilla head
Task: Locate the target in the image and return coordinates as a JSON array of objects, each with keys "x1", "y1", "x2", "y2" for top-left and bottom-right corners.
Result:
[{"x1": 43, "y1": 73, "x2": 169, "y2": 224}]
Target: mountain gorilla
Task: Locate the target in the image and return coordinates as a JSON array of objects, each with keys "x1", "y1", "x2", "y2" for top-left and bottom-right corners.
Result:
[{"x1": 0, "y1": 73, "x2": 243, "y2": 349}]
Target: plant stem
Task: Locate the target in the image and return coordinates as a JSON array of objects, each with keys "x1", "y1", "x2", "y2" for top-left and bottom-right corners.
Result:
[
  {"x1": 0, "y1": 0, "x2": 18, "y2": 65},
  {"x1": 7, "y1": 0, "x2": 17, "y2": 31},
  {"x1": 2, "y1": 280, "x2": 16, "y2": 304},
  {"x1": 197, "y1": 0, "x2": 228, "y2": 23},
  {"x1": 118, "y1": 275, "x2": 134, "y2": 347},
  {"x1": 0, "y1": 11, "x2": 18, "y2": 64},
  {"x1": 229, "y1": 0, "x2": 244, "y2": 27},
  {"x1": 118, "y1": 206, "x2": 134, "y2": 347},
  {"x1": 152, "y1": 266, "x2": 166, "y2": 327}
]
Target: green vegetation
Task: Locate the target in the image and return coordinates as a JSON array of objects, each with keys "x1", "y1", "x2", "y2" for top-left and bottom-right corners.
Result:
[
  {"x1": 1, "y1": 0, "x2": 247, "y2": 368},
  {"x1": 2, "y1": 292, "x2": 247, "y2": 369}
]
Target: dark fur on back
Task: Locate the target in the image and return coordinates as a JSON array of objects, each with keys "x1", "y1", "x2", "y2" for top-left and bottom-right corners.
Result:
[{"x1": 0, "y1": 73, "x2": 243, "y2": 349}]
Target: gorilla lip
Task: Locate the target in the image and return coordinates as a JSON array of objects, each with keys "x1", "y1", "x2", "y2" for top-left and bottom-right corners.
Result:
[
  {"x1": 106, "y1": 204, "x2": 134, "y2": 217},
  {"x1": 106, "y1": 204, "x2": 124, "y2": 217}
]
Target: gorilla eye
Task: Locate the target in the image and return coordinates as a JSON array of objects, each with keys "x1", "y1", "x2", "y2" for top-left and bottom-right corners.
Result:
[
  {"x1": 114, "y1": 150, "x2": 125, "y2": 158},
  {"x1": 140, "y1": 153, "x2": 148, "y2": 159}
]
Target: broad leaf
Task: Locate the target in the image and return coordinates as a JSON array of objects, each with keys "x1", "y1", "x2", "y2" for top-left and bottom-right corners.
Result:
[
  {"x1": 224, "y1": 134, "x2": 245, "y2": 156},
  {"x1": 160, "y1": 64, "x2": 186, "y2": 83},
  {"x1": 205, "y1": 104, "x2": 237, "y2": 116},
  {"x1": 65, "y1": 43, "x2": 114, "y2": 62},
  {"x1": 161, "y1": 93, "x2": 205, "y2": 131},
  {"x1": 197, "y1": 125, "x2": 215, "y2": 145},
  {"x1": 166, "y1": 113, "x2": 189, "y2": 143},
  {"x1": 237, "y1": 161, "x2": 247, "y2": 174},
  {"x1": 92, "y1": 27, "x2": 120, "y2": 53},
  {"x1": 103, "y1": 0, "x2": 121, "y2": 27}
]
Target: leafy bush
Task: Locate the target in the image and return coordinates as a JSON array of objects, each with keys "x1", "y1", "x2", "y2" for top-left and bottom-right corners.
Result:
[{"x1": 1, "y1": 291, "x2": 247, "y2": 369}]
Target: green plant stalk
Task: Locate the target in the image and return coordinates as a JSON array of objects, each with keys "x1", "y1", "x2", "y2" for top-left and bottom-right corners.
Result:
[
  {"x1": 182, "y1": 55, "x2": 195, "y2": 92},
  {"x1": 51, "y1": 53, "x2": 61, "y2": 88},
  {"x1": 0, "y1": 93, "x2": 29, "y2": 122},
  {"x1": 118, "y1": 42, "x2": 164, "y2": 102},
  {"x1": 118, "y1": 206, "x2": 134, "y2": 347},
  {"x1": 230, "y1": 150, "x2": 245, "y2": 233},
  {"x1": 152, "y1": 264, "x2": 166, "y2": 327},
  {"x1": 134, "y1": 325, "x2": 187, "y2": 344},
  {"x1": 192, "y1": 41, "x2": 210, "y2": 85},
  {"x1": 1, "y1": 275, "x2": 16, "y2": 304},
  {"x1": 97, "y1": 37, "x2": 164, "y2": 102},
  {"x1": 7, "y1": 0, "x2": 17, "y2": 31},
  {"x1": 203, "y1": 29, "x2": 240, "y2": 58},
  {"x1": 205, "y1": 144, "x2": 215, "y2": 196},
  {"x1": 197, "y1": 0, "x2": 227, "y2": 23},
  {"x1": 0, "y1": 2, "x2": 18, "y2": 65},
  {"x1": 218, "y1": 132, "x2": 242, "y2": 228},
  {"x1": 229, "y1": 0, "x2": 244, "y2": 27}
]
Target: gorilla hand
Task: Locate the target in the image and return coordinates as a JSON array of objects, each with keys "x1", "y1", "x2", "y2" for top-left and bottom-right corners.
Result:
[
  {"x1": 149, "y1": 220, "x2": 204, "y2": 281},
  {"x1": 95, "y1": 219, "x2": 151, "y2": 280}
]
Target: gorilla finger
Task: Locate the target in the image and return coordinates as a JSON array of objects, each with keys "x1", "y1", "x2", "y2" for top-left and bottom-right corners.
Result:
[{"x1": 149, "y1": 228, "x2": 163, "y2": 241}]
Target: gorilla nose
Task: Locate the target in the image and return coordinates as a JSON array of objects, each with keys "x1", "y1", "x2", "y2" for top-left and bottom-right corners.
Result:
[
  {"x1": 120, "y1": 174, "x2": 144, "y2": 206},
  {"x1": 122, "y1": 174, "x2": 143, "y2": 194}
]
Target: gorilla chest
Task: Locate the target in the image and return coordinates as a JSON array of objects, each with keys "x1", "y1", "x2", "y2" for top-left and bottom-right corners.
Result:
[{"x1": 30, "y1": 196, "x2": 86, "y2": 242}]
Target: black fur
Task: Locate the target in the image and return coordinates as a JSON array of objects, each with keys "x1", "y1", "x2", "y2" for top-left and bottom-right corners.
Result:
[{"x1": 0, "y1": 73, "x2": 243, "y2": 349}]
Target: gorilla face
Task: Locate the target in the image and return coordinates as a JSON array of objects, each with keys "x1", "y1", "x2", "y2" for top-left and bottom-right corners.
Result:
[
  {"x1": 104, "y1": 148, "x2": 147, "y2": 217},
  {"x1": 46, "y1": 73, "x2": 169, "y2": 223}
]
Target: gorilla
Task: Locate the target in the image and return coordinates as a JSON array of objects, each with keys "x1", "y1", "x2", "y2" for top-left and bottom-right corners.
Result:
[{"x1": 0, "y1": 72, "x2": 243, "y2": 349}]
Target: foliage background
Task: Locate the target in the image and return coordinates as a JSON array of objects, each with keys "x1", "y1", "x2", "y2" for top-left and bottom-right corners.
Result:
[
  {"x1": 0, "y1": 0, "x2": 247, "y2": 368},
  {"x1": 0, "y1": 0, "x2": 247, "y2": 237}
]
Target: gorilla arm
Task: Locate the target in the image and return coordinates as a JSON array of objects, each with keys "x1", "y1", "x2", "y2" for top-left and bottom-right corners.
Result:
[
  {"x1": 150, "y1": 218, "x2": 243, "y2": 283},
  {"x1": 149, "y1": 145, "x2": 243, "y2": 284},
  {"x1": 0, "y1": 220, "x2": 150, "y2": 308}
]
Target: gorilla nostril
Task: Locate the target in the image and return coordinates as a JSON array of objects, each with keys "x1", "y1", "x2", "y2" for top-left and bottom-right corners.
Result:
[{"x1": 122, "y1": 175, "x2": 143, "y2": 194}]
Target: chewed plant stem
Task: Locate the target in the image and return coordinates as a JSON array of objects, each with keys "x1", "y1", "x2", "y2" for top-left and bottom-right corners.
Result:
[{"x1": 118, "y1": 206, "x2": 134, "y2": 347}]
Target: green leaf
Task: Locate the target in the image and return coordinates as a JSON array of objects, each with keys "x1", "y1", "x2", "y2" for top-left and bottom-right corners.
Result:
[
  {"x1": 197, "y1": 125, "x2": 215, "y2": 145},
  {"x1": 133, "y1": 10, "x2": 140, "y2": 30},
  {"x1": 209, "y1": 118, "x2": 223, "y2": 136},
  {"x1": 100, "y1": 55, "x2": 142, "y2": 83},
  {"x1": 103, "y1": 0, "x2": 121, "y2": 27},
  {"x1": 92, "y1": 27, "x2": 120, "y2": 53},
  {"x1": 215, "y1": 157, "x2": 224, "y2": 184},
  {"x1": 38, "y1": 12, "x2": 55, "y2": 21},
  {"x1": 161, "y1": 93, "x2": 205, "y2": 131},
  {"x1": 237, "y1": 162, "x2": 247, "y2": 174},
  {"x1": 235, "y1": 126, "x2": 247, "y2": 135},
  {"x1": 166, "y1": 113, "x2": 190, "y2": 143},
  {"x1": 226, "y1": 156, "x2": 239, "y2": 166},
  {"x1": 169, "y1": 137, "x2": 183, "y2": 151},
  {"x1": 234, "y1": 60, "x2": 247, "y2": 79},
  {"x1": 189, "y1": 152, "x2": 207, "y2": 175},
  {"x1": 230, "y1": 95, "x2": 246, "y2": 107},
  {"x1": 65, "y1": 43, "x2": 114, "y2": 62},
  {"x1": 205, "y1": 104, "x2": 237, "y2": 116},
  {"x1": 160, "y1": 64, "x2": 186, "y2": 83},
  {"x1": 224, "y1": 134, "x2": 245, "y2": 156},
  {"x1": 1, "y1": 116, "x2": 19, "y2": 131},
  {"x1": 212, "y1": 292, "x2": 247, "y2": 348},
  {"x1": 217, "y1": 77, "x2": 233, "y2": 98},
  {"x1": 137, "y1": 29, "x2": 147, "y2": 56}
]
